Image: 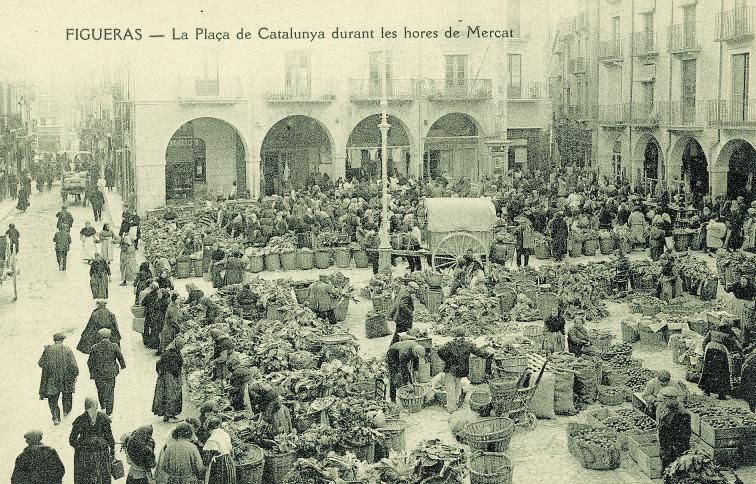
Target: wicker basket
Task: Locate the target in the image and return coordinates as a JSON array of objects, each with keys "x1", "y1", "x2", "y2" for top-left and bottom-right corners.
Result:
[
  {"x1": 263, "y1": 450, "x2": 296, "y2": 484},
  {"x1": 174, "y1": 260, "x2": 191, "y2": 279},
  {"x1": 425, "y1": 288, "x2": 444, "y2": 314},
  {"x1": 674, "y1": 233, "x2": 690, "y2": 252},
  {"x1": 569, "y1": 240, "x2": 583, "y2": 258},
  {"x1": 463, "y1": 417, "x2": 515, "y2": 452},
  {"x1": 132, "y1": 317, "x2": 144, "y2": 334},
  {"x1": 372, "y1": 294, "x2": 393, "y2": 314},
  {"x1": 430, "y1": 348, "x2": 444, "y2": 376},
  {"x1": 297, "y1": 249, "x2": 314, "y2": 270},
  {"x1": 534, "y1": 240, "x2": 550, "y2": 260},
  {"x1": 264, "y1": 253, "x2": 281, "y2": 271},
  {"x1": 536, "y1": 292, "x2": 559, "y2": 320},
  {"x1": 314, "y1": 249, "x2": 332, "y2": 269},
  {"x1": 130, "y1": 305, "x2": 145, "y2": 318},
  {"x1": 249, "y1": 255, "x2": 265, "y2": 273},
  {"x1": 236, "y1": 444, "x2": 265, "y2": 484},
  {"x1": 353, "y1": 249, "x2": 369, "y2": 268},
  {"x1": 469, "y1": 354, "x2": 488, "y2": 384},
  {"x1": 293, "y1": 286, "x2": 310, "y2": 305},
  {"x1": 599, "y1": 236, "x2": 616, "y2": 255},
  {"x1": 343, "y1": 440, "x2": 376, "y2": 464},
  {"x1": 583, "y1": 238, "x2": 599, "y2": 256},
  {"x1": 376, "y1": 419, "x2": 407, "y2": 452},
  {"x1": 397, "y1": 384, "x2": 425, "y2": 413},
  {"x1": 334, "y1": 299, "x2": 349, "y2": 322},
  {"x1": 334, "y1": 247, "x2": 352, "y2": 268},
  {"x1": 346, "y1": 380, "x2": 378, "y2": 400},
  {"x1": 191, "y1": 258, "x2": 204, "y2": 277},
  {"x1": 493, "y1": 355, "x2": 528, "y2": 376},
  {"x1": 470, "y1": 390, "x2": 493, "y2": 416},
  {"x1": 280, "y1": 250, "x2": 297, "y2": 271},
  {"x1": 469, "y1": 452, "x2": 512, "y2": 484},
  {"x1": 597, "y1": 385, "x2": 627, "y2": 406}
]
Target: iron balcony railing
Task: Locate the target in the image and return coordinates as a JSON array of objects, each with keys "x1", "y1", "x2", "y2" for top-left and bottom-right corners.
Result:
[
  {"x1": 598, "y1": 39, "x2": 623, "y2": 61},
  {"x1": 668, "y1": 22, "x2": 701, "y2": 53},
  {"x1": 560, "y1": 103, "x2": 594, "y2": 120},
  {"x1": 707, "y1": 99, "x2": 756, "y2": 127},
  {"x1": 177, "y1": 77, "x2": 243, "y2": 103},
  {"x1": 266, "y1": 79, "x2": 336, "y2": 102},
  {"x1": 659, "y1": 100, "x2": 708, "y2": 127},
  {"x1": 507, "y1": 82, "x2": 543, "y2": 100},
  {"x1": 626, "y1": 102, "x2": 659, "y2": 126},
  {"x1": 423, "y1": 79, "x2": 492, "y2": 100},
  {"x1": 631, "y1": 30, "x2": 658, "y2": 56},
  {"x1": 597, "y1": 104, "x2": 628, "y2": 124},
  {"x1": 348, "y1": 79, "x2": 418, "y2": 100},
  {"x1": 716, "y1": 7, "x2": 755, "y2": 42}
]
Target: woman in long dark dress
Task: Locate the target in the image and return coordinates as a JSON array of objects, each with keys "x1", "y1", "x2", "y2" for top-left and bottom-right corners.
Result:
[
  {"x1": 69, "y1": 397, "x2": 115, "y2": 484},
  {"x1": 89, "y1": 253, "x2": 111, "y2": 299},
  {"x1": 210, "y1": 244, "x2": 226, "y2": 289},
  {"x1": 542, "y1": 306, "x2": 566, "y2": 355},
  {"x1": 549, "y1": 212, "x2": 569, "y2": 262},
  {"x1": 16, "y1": 184, "x2": 29, "y2": 212},
  {"x1": 699, "y1": 321, "x2": 743, "y2": 399},
  {"x1": 125, "y1": 424, "x2": 156, "y2": 484},
  {"x1": 152, "y1": 336, "x2": 184, "y2": 422},
  {"x1": 133, "y1": 262, "x2": 153, "y2": 305},
  {"x1": 202, "y1": 417, "x2": 236, "y2": 484}
]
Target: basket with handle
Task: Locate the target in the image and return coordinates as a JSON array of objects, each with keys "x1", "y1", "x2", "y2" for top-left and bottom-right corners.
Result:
[
  {"x1": 469, "y1": 390, "x2": 492, "y2": 416},
  {"x1": 462, "y1": 417, "x2": 515, "y2": 452},
  {"x1": 469, "y1": 452, "x2": 512, "y2": 484},
  {"x1": 263, "y1": 450, "x2": 296, "y2": 484},
  {"x1": 376, "y1": 418, "x2": 407, "y2": 452},
  {"x1": 236, "y1": 444, "x2": 265, "y2": 484},
  {"x1": 397, "y1": 384, "x2": 425, "y2": 413}
]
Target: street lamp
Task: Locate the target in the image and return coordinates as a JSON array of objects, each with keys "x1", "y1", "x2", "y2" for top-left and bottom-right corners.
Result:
[{"x1": 377, "y1": 48, "x2": 393, "y2": 274}]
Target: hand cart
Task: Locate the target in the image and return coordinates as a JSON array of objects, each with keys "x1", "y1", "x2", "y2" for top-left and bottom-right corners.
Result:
[{"x1": 504, "y1": 359, "x2": 548, "y2": 430}]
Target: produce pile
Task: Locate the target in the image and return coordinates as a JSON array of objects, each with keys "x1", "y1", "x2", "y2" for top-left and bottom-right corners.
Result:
[
  {"x1": 531, "y1": 263, "x2": 612, "y2": 320},
  {"x1": 665, "y1": 450, "x2": 746, "y2": 484},
  {"x1": 433, "y1": 288, "x2": 504, "y2": 336},
  {"x1": 602, "y1": 408, "x2": 656, "y2": 433},
  {"x1": 717, "y1": 251, "x2": 756, "y2": 282},
  {"x1": 606, "y1": 366, "x2": 658, "y2": 392}
]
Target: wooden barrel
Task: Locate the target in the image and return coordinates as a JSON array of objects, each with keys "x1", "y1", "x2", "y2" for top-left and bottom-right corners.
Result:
[
  {"x1": 314, "y1": 249, "x2": 332, "y2": 269},
  {"x1": 264, "y1": 253, "x2": 281, "y2": 271},
  {"x1": 297, "y1": 249, "x2": 314, "y2": 270}
]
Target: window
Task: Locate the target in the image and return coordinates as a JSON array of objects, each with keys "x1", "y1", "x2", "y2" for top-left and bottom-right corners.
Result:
[
  {"x1": 640, "y1": 81, "x2": 655, "y2": 118},
  {"x1": 681, "y1": 59, "x2": 697, "y2": 123},
  {"x1": 285, "y1": 51, "x2": 311, "y2": 98},
  {"x1": 508, "y1": 54, "x2": 522, "y2": 98},
  {"x1": 445, "y1": 55, "x2": 467, "y2": 96},
  {"x1": 369, "y1": 51, "x2": 392, "y2": 96},
  {"x1": 508, "y1": 0, "x2": 521, "y2": 37},
  {"x1": 612, "y1": 140, "x2": 622, "y2": 183},
  {"x1": 733, "y1": 53, "x2": 750, "y2": 122},
  {"x1": 611, "y1": 17, "x2": 620, "y2": 42},
  {"x1": 642, "y1": 12, "x2": 654, "y2": 32}
]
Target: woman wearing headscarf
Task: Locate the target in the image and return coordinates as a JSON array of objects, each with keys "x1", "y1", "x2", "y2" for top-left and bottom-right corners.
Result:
[
  {"x1": 133, "y1": 262, "x2": 153, "y2": 305},
  {"x1": 156, "y1": 269, "x2": 174, "y2": 290},
  {"x1": 648, "y1": 219, "x2": 665, "y2": 262},
  {"x1": 69, "y1": 397, "x2": 115, "y2": 484},
  {"x1": 80, "y1": 222, "x2": 98, "y2": 262},
  {"x1": 89, "y1": 253, "x2": 111, "y2": 299},
  {"x1": 202, "y1": 417, "x2": 236, "y2": 484},
  {"x1": 699, "y1": 320, "x2": 743, "y2": 400},
  {"x1": 125, "y1": 425, "x2": 156, "y2": 484},
  {"x1": 210, "y1": 243, "x2": 226, "y2": 289},
  {"x1": 160, "y1": 293, "x2": 181, "y2": 354},
  {"x1": 98, "y1": 224, "x2": 115, "y2": 263},
  {"x1": 209, "y1": 330, "x2": 235, "y2": 381},
  {"x1": 223, "y1": 250, "x2": 245, "y2": 286},
  {"x1": 548, "y1": 212, "x2": 568, "y2": 262},
  {"x1": 229, "y1": 369, "x2": 292, "y2": 436},
  {"x1": 153, "y1": 336, "x2": 185, "y2": 422},
  {"x1": 119, "y1": 236, "x2": 137, "y2": 286},
  {"x1": 542, "y1": 306, "x2": 566, "y2": 355},
  {"x1": 155, "y1": 423, "x2": 205, "y2": 484},
  {"x1": 627, "y1": 206, "x2": 647, "y2": 248}
]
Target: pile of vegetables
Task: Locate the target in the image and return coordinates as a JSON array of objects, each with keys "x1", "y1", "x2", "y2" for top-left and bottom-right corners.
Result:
[
  {"x1": 367, "y1": 441, "x2": 466, "y2": 484},
  {"x1": 433, "y1": 289, "x2": 504, "y2": 336},
  {"x1": 265, "y1": 234, "x2": 298, "y2": 253},
  {"x1": 602, "y1": 409, "x2": 656, "y2": 433},
  {"x1": 665, "y1": 450, "x2": 745, "y2": 484},
  {"x1": 609, "y1": 366, "x2": 658, "y2": 392}
]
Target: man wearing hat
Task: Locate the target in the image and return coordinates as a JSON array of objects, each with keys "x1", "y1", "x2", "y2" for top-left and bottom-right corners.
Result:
[
  {"x1": 386, "y1": 340, "x2": 426, "y2": 403},
  {"x1": 38, "y1": 333, "x2": 79, "y2": 425},
  {"x1": 308, "y1": 274, "x2": 342, "y2": 325},
  {"x1": 52, "y1": 225, "x2": 72, "y2": 271},
  {"x1": 87, "y1": 328, "x2": 126, "y2": 416},
  {"x1": 657, "y1": 385, "x2": 691, "y2": 469},
  {"x1": 437, "y1": 328, "x2": 494, "y2": 413},
  {"x1": 389, "y1": 281, "x2": 418, "y2": 345},
  {"x1": 641, "y1": 369, "x2": 688, "y2": 419},
  {"x1": 11, "y1": 430, "x2": 65, "y2": 484},
  {"x1": 77, "y1": 299, "x2": 121, "y2": 354},
  {"x1": 55, "y1": 204, "x2": 73, "y2": 232}
]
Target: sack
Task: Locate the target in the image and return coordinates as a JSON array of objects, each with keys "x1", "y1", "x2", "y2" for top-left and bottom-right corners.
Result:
[
  {"x1": 553, "y1": 370, "x2": 577, "y2": 415},
  {"x1": 522, "y1": 224, "x2": 535, "y2": 250},
  {"x1": 111, "y1": 458, "x2": 125, "y2": 479},
  {"x1": 365, "y1": 312, "x2": 391, "y2": 339},
  {"x1": 573, "y1": 363, "x2": 598, "y2": 405},
  {"x1": 529, "y1": 371, "x2": 556, "y2": 419},
  {"x1": 665, "y1": 236, "x2": 675, "y2": 251}
]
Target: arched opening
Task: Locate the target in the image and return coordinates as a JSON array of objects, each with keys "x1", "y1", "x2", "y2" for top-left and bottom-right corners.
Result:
[
  {"x1": 681, "y1": 138, "x2": 708, "y2": 195},
  {"x1": 724, "y1": 139, "x2": 756, "y2": 200},
  {"x1": 164, "y1": 118, "x2": 246, "y2": 202},
  {"x1": 423, "y1": 113, "x2": 484, "y2": 181},
  {"x1": 612, "y1": 138, "x2": 624, "y2": 184},
  {"x1": 260, "y1": 115, "x2": 333, "y2": 196},
  {"x1": 634, "y1": 134, "x2": 664, "y2": 193},
  {"x1": 346, "y1": 114, "x2": 411, "y2": 181}
]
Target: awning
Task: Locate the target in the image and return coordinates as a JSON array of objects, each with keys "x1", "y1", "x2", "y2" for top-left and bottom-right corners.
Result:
[{"x1": 424, "y1": 197, "x2": 497, "y2": 233}]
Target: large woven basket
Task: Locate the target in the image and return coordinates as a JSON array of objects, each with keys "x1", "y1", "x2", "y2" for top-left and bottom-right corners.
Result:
[
  {"x1": 470, "y1": 390, "x2": 492, "y2": 416},
  {"x1": 494, "y1": 355, "x2": 528, "y2": 376},
  {"x1": 597, "y1": 385, "x2": 627, "y2": 406},
  {"x1": 426, "y1": 288, "x2": 444, "y2": 314},
  {"x1": 314, "y1": 249, "x2": 332, "y2": 269},
  {"x1": 469, "y1": 452, "x2": 512, "y2": 484},
  {"x1": 334, "y1": 299, "x2": 350, "y2": 322},
  {"x1": 334, "y1": 247, "x2": 352, "y2": 268},
  {"x1": 263, "y1": 450, "x2": 296, "y2": 484},
  {"x1": 265, "y1": 253, "x2": 281, "y2": 271},
  {"x1": 463, "y1": 417, "x2": 515, "y2": 452},
  {"x1": 175, "y1": 260, "x2": 191, "y2": 279},
  {"x1": 599, "y1": 236, "x2": 616, "y2": 255},
  {"x1": 293, "y1": 286, "x2": 310, "y2": 305},
  {"x1": 534, "y1": 239, "x2": 550, "y2": 260},
  {"x1": 130, "y1": 305, "x2": 145, "y2": 318},
  {"x1": 397, "y1": 384, "x2": 425, "y2": 413},
  {"x1": 236, "y1": 444, "x2": 265, "y2": 484},
  {"x1": 248, "y1": 255, "x2": 265, "y2": 273},
  {"x1": 353, "y1": 249, "x2": 369, "y2": 268},
  {"x1": 297, "y1": 249, "x2": 314, "y2": 270},
  {"x1": 280, "y1": 250, "x2": 297, "y2": 271},
  {"x1": 469, "y1": 354, "x2": 488, "y2": 384},
  {"x1": 583, "y1": 238, "x2": 599, "y2": 256},
  {"x1": 376, "y1": 419, "x2": 407, "y2": 452}
]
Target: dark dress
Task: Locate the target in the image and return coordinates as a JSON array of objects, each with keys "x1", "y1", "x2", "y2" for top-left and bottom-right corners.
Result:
[
  {"x1": 89, "y1": 259, "x2": 111, "y2": 299},
  {"x1": 550, "y1": 217, "x2": 569, "y2": 259},
  {"x1": 77, "y1": 308, "x2": 121, "y2": 354},
  {"x1": 741, "y1": 352, "x2": 756, "y2": 411},
  {"x1": 699, "y1": 328, "x2": 740, "y2": 397},
  {"x1": 133, "y1": 268, "x2": 153, "y2": 304},
  {"x1": 210, "y1": 249, "x2": 226, "y2": 288},
  {"x1": 658, "y1": 410, "x2": 691, "y2": 468},
  {"x1": 11, "y1": 444, "x2": 65, "y2": 484},
  {"x1": 152, "y1": 348, "x2": 183, "y2": 418},
  {"x1": 69, "y1": 412, "x2": 115, "y2": 484}
]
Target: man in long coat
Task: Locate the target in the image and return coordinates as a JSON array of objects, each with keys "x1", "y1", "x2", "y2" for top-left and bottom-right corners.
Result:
[
  {"x1": 87, "y1": 328, "x2": 126, "y2": 416},
  {"x1": 77, "y1": 299, "x2": 121, "y2": 354},
  {"x1": 89, "y1": 186, "x2": 105, "y2": 222},
  {"x1": 39, "y1": 333, "x2": 79, "y2": 424},
  {"x1": 308, "y1": 275, "x2": 341, "y2": 324},
  {"x1": 56, "y1": 205, "x2": 73, "y2": 232},
  {"x1": 389, "y1": 282, "x2": 418, "y2": 345},
  {"x1": 11, "y1": 430, "x2": 65, "y2": 484},
  {"x1": 549, "y1": 211, "x2": 569, "y2": 261}
]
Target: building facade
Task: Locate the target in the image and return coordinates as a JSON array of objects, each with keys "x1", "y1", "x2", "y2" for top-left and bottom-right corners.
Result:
[
  {"x1": 0, "y1": 81, "x2": 34, "y2": 190},
  {"x1": 552, "y1": 0, "x2": 756, "y2": 200},
  {"x1": 118, "y1": 0, "x2": 552, "y2": 214}
]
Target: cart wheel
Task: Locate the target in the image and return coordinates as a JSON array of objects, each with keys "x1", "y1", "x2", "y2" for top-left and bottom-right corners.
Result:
[
  {"x1": 432, "y1": 232, "x2": 487, "y2": 272},
  {"x1": 526, "y1": 413, "x2": 537, "y2": 430}
]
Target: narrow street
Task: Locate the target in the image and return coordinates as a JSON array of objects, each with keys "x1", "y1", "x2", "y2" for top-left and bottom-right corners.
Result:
[{"x1": 0, "y1": 187, "x2": 192, "y2": 482}]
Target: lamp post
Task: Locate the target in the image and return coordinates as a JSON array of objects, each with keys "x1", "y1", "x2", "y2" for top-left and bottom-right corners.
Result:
[{"x1": 377, "y1": 48, "x2": 393, "y2": 274}]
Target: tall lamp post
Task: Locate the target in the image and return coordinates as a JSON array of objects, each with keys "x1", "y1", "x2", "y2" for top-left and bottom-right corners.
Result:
[{"x1": 377, "y1": 48, "x2": 393, "y2": 274}]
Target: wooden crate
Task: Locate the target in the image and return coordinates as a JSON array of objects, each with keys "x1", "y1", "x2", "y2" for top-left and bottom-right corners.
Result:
[
  {"x1": 700, "y1": 418, "x2": 742, "y2": 448},
  {"x1": 630, "y1": 440, "x2": 663, "y2": 480},
  {"x1": 628, "y1": 432, "x2": 660, "y2": 460},
  {"x1": 740, "y1": 444, "x2": 756, "y2": 466},
  {"x1": 690, "y1": 411, "x2": 702, "y2": 436},
  {"x1": 692, "y1": 436, "x2": 740, "y2": 468}
]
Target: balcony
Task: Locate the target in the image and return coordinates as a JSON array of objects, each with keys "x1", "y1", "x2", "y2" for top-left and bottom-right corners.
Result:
[
  {"x1": 667, "y1": 22, "x2": 701, "y2": 55},
  {"x1": 631, "y1": 31, "x2": 658, "y2": 57},
  {"x1": 559, "y1": 104, "x2": 594, "y2": 121},
  {"x1": 597, "y1": 104, "x2": 627, "y2": 126},
  {"x1": 568, "y1": 57, "x2": 587, "y2": 75},
  {"x1": 659, "y1": 100, "x2": 707, "y2": 129},
  {"x1": 507, "y1": 82, "x2": 543, "y2": 101},
  {"x1": 577, "y1": 11, "x2": 588, "y2": 30},
  {"x1": 266, "y1": 79, "x2": 336, "y2": 103},
  {"x1": 627, "y1": 102, "x2": 659, "y2": 127},
  {"x1": 716, "y1": 7, "x2": 754, "y2": 42},
  {"x1": 708, "y1": 99, "x2": 756, "y2": 128},
  {"x1": 177, "y1": 77, "x2": 244, "y2": 104},
  {"x1": 349, "y1": 79, "x2": 417, "y2": 102},
  {"x1": 424, "y1": 79, "x2": 492, "y2": 101},
  {"x1": 598, "y1": 39, "x2": 624, "y2": 63}
]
